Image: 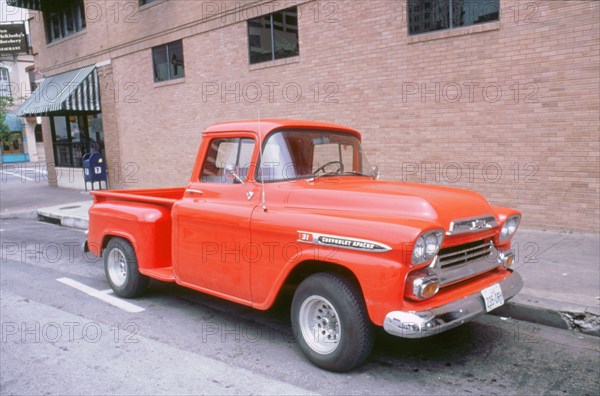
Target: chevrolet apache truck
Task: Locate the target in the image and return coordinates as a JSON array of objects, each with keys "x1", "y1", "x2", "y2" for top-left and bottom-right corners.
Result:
[{"x1": 85, "y1": 119, "x2": 523, "y2": 372}]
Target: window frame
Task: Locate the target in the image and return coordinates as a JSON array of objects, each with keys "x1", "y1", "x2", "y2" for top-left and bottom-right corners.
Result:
[
  {"x1": 152, "y1": 40, "x2": 185, "y2": 83},
  {"x1": 43, "y1": 0, "x2": 86, "y2": 44},
  {"x1": 200, "y1": 137, "x2": 257, "y2": 184},
  {"x1": 50, "y1": 114, "x2": 105, "y2": 168},
  {"x1": 0, "y1": 67, "x2": 11, "y2": 98},
  {"x1": 247, "y1": 6, "x2": 299, "y2": 65},
  {"x1": 407, "y1": 0, "x2": 500, "y2": 36}
]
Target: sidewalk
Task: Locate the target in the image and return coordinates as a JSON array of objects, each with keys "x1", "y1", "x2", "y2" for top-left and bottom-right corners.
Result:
[
  {"x1": 496, "y1": 230, "x2": 600, "y2": 336},
  {"x1": 14, "y1": 187, "x2": 600, "y2": 337}
]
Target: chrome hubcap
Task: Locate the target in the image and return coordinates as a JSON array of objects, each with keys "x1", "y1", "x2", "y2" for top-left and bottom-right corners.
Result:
[
  {"x1": 298, "y1": 295, "x2": 341, "y2": 354},
  {"x1": 107, "y1": 248, "x2": 127, "y2": 287}
]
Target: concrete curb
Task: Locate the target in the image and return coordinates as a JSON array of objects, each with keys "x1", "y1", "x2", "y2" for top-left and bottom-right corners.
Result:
[
  {"x1": 36, "y1": 202, "x2": 90, "y2": 231},
  {"x1": 493, "y1": 294, "x2": 600, "y2": 337},
  {"x1": 0, "y1": 209, "x2": 39, "y2": 221}
]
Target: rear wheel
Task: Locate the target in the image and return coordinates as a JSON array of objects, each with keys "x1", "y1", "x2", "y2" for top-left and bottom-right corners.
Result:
[
  {"x1": 291, "y1": 272, "x2": 374, "y2": 372},
  {"x1": 103, "y1": 237, "x2": 149, "y2": 298}
]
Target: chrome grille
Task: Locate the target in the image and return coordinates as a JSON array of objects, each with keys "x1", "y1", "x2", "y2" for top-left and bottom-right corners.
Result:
[{"x1": 438, "y1": 240, "x2": 493, "y2": 269}]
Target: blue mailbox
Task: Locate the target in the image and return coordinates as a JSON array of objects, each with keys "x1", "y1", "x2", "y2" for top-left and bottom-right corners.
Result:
[{"x1": 82, "y1": 152, "x2": 108, "y2": 191}]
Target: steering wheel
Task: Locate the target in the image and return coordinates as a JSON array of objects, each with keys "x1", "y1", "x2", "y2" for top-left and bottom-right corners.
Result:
[{"x1": 313, "y1": 161, "x2": 344, "y2": 176}]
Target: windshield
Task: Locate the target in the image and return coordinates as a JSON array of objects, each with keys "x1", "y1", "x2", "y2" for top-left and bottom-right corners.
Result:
[{"x1": 257, "y1": 130, "x2": 374, "y2": 182}]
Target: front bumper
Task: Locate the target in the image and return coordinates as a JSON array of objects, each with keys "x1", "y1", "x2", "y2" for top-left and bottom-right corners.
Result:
[{"x1": 383, "y1": 271, "x2": 523, "y2": 338}]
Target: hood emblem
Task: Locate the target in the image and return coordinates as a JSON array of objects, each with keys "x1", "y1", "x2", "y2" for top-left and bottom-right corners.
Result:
[
  {"x1": 447, "y1": 215, "x2": 498, "y2": 235},
  {"x1": 470, "y1": 219, "x2": 486, "y2": 230}
]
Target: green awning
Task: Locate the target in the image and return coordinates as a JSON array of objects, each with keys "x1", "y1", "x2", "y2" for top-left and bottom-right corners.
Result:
[
  {"x1": 6, "y1": 0, "x2": 41, "y2": 11},
  {"x1": 2, "y1": 113, "x2": 24, "y2": 132},
  {"x1": 16, "y1": 65, "x2": 101, "y2": 117}
]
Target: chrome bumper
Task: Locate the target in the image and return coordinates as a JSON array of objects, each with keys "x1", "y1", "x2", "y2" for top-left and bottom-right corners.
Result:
[{"x1": 383, "y1": 271, "x2": 523, "y2": 339}]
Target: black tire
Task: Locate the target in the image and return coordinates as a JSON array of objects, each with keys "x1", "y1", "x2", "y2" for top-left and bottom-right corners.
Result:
[
  {"x1": 103, "y1": 237, "x2": 149, "y2": 298},
  {"x1": 291, "y1": 272, "x2": 374, "y2": 372}
]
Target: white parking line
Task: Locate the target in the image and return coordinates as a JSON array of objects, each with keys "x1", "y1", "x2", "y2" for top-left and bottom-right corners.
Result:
[
  {"x1": 0, "y1": 170, "x2": 36, "y2": 182},
  {"x1": 57, "y1": 277, "x2": 144, "y2": 313}
]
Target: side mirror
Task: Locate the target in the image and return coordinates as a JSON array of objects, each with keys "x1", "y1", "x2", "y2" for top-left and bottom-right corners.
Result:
[
  {"x1": 225, "y1": 164, "x2": 254, "y2": 201},
  {"x1": 225, "y1": 164, "x2": 242, "y2": 183},
  {"x1": 372, "y1": 166, "x2": 380, "y2": 180}
]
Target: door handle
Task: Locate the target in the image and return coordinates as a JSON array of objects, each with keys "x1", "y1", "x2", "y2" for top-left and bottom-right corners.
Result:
[{"x1": 186, "y1": 189, "x2": 203, "y2": 195}]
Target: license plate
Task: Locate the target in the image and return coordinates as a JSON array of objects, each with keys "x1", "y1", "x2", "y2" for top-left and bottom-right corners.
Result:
[{"x1": 481, "y1": 283, "x2": 504, "y2": 312}]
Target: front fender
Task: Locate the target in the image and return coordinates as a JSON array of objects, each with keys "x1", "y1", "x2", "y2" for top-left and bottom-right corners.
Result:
[
  {"x1": 250, "y1": 208, "x2": 444, "y2": 326},
  {"x1": 253, "y1": 246, "x2": 406, "y2": 326}
]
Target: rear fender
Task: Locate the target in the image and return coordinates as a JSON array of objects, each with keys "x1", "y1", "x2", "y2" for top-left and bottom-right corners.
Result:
[{"x1": 87, "y1": 201, "x2": 172, "y2": 270}]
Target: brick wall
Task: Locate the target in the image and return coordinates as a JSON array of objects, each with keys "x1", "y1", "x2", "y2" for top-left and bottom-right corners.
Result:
[
  {"x1": 29, "y1": 0, "x2": 600, "y2": 233},
  {"x1": 96, "y1": 64, "x2": 123, "y2": 188}
]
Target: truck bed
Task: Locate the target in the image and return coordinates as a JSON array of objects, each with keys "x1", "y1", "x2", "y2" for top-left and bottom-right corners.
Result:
[
  {"x1": 88, "y1": 188, "x2": 184, "y2": 280},
  {"x1": 90, "y1": 187, "x2": 185, "y2": 207}
]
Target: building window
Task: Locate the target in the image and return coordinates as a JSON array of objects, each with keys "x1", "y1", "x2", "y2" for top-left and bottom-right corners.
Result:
[
  {"x1": 43, "y1": 0, "x2": 86, "y2": 43},
  {"x1": 152, "y1": 40, "x2": 185, "y2": 82},
  {"x1": 28, "y1": 70, "x2": 38, "y2": 93},
  {"x1": 408, "y1": 0, "x2": 499, "y2": 35},
  {"x1": 34, "y1": 124, "x2": 43, "y2": 142},
  {"x1": 248, "y1": 7, "x2": 299, "y2": 64},
  {"x1": 2, "y1": 133, "x2": 22, "y2": 154},
  {"x1": 0, "y1": 68, "x2": 10, "y2": 98},
  {"x1": 50, "y1": 114, "x2": 105, "y2": 168}
]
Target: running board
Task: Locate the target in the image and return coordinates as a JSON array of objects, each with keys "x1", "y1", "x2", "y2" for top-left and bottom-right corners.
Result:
[{"x1": 141, "y1": 267, "x2": 175, "y2": 282}]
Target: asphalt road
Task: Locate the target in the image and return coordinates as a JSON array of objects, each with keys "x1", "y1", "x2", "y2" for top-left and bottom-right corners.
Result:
[{"x1": 1, "y1": 218, "x2": 599, "y2": 395}]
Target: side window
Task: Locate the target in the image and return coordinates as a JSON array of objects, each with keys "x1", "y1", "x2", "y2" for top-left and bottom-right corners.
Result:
[{"x1": 201, "y1": 138, "x2": 256, "y2": 183}]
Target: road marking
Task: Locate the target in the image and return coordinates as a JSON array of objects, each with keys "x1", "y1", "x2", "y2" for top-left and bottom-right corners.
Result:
[
  {"x1": 0, "y1": 170, "x2": 36, "y2": 182},
  {"x1": 57, "y1": 277, "x2": 145, "y2": 313}
]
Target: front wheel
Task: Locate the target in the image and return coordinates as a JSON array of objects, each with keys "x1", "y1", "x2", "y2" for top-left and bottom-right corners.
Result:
[
  {"x1": 291, "y1": 272, "x2": 374, "y2": 372},
  {"x1": 103, "y1": 237, "x2": 149, "y2": 298}
]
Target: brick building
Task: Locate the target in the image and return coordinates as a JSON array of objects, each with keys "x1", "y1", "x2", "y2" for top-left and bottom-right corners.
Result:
[{"x1": 7, "y1": 0, "x2": 600, "y2": 233}]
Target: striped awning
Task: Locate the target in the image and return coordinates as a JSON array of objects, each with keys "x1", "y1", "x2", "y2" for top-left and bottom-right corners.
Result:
[
  {"x1": 16, "y1": 65, "x2": 101, "y2": 117},
  {"x1": 6, "y1": 0, "x2": 42, "y2": 10}
]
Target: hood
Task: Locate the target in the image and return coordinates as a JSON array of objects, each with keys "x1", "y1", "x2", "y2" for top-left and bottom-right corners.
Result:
[{"x1": 284, "y1": 178, "x2": 496, "y2": 230}]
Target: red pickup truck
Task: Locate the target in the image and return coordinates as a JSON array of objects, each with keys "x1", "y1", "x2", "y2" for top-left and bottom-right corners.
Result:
[{"x1": 85, "y1": 119, "x2": 523, "y2": 371}]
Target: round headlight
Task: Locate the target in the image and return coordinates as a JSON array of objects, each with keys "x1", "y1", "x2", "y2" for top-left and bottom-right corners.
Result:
[
  {"x1": 412, "y1": 236, "x2": 426, "y2": 263},
  {"x1": 412, "y1": 230, "x2": 443, "y2": 265},
  {"x1": 500, "y1": 215, "x2": 520, "y2": 242},
  {"x1": 425, "y1": 234, "x2": 438, "y2": 256},
  {"x1": 507, "y1": 217, "x2": 518, "y2": 234}
]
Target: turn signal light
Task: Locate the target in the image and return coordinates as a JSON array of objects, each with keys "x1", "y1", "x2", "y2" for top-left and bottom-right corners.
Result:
[
  {"x1": 406, "y1": 271, "x2": 440, "y2": 301},
  {"x1": 498, "y1": 250, "x2": 515, "y2": 269}
]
